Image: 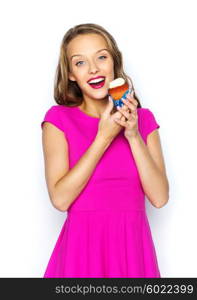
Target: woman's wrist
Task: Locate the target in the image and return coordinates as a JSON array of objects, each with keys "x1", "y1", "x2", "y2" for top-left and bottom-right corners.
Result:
[
  {"x1": 95, "y1": 133, "x2": 113, "y2": 148},
  {"x1": 125, "y1": 130, "x2": 140, "y2": 142}
]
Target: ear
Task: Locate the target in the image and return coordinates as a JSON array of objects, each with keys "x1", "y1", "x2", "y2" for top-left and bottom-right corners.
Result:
[{"x1": 68, "y1": 72, "x2": 76, "y2": 82}]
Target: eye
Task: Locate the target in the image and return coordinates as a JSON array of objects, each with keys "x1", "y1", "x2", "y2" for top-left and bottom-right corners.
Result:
[
  {"x1": 99, "y1": 55, "x2": 107, "y2": 60},
  {"x1": 75, "y1": 55, "x2": 107, "y2": 67},
  {"x1": 75, "y1": 61, "x2": 84, "y2": 66}
]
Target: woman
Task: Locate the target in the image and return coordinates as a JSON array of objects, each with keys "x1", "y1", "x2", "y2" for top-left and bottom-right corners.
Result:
[{"x1": 41, "y1": 23, "x2": 169, "y2": 278}]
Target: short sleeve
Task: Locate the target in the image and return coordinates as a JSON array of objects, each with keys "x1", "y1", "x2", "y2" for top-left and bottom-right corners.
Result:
[
  {"x1": 41, "y1": 105, "x2": 64, "y2": 132},
  {"x1": 139, "y1": 108, "x2": 160, "y2": 144}
]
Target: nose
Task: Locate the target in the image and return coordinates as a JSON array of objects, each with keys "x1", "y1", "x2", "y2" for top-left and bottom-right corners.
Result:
[{"x1": 88, "y1": 59, "x2": 99, "y2": 74}]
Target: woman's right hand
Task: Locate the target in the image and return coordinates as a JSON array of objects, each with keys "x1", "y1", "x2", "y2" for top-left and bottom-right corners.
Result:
[{"x1": 97, "y1": 96, "x2": 126, "y2": 142}]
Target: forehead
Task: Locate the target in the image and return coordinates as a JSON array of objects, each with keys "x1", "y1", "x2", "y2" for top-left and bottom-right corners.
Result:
[{"x1": 67, "y1": 34, "x2": 108, "y2": 58}]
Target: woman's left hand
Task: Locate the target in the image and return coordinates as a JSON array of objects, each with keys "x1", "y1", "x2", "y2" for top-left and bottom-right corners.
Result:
[{"x1": 114, "y1": 92, "x2": 139, "y2": 140}]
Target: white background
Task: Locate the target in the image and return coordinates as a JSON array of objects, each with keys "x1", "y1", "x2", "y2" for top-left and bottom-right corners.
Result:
[{"x1": 0, "y1": 0, "x2": 196, "y2": 277}]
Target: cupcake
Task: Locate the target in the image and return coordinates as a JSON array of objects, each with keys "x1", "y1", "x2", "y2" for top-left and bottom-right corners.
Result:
[{"x1": 108, "y1": 78, "x2": 132, "y2": 107}]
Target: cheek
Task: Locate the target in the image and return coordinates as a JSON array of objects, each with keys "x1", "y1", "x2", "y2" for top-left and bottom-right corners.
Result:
[
  {"x1": 105, "y1": 58, "x2": 114, "y2": 71},
  {"x1": 104, "y1": 63, "x2": 114, "y2": 76},
  {"x1": 73, "y1": 68, "x2": 87, "y2": 81}
]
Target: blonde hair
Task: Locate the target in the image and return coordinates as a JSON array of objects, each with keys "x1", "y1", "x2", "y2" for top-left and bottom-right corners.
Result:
[{"x1": 54, "y1": 23, "x2": 142, "y2": 108}]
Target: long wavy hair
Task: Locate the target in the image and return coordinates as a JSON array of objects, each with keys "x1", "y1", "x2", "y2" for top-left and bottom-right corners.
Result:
[{"x1": 54, "y1": 23, "x2": 142, "y2": 109}]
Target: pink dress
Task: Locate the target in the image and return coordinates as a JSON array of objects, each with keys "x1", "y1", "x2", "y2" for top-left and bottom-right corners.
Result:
[{"x1": 41, "y1": 104, "x2": 161, "y2": 278}]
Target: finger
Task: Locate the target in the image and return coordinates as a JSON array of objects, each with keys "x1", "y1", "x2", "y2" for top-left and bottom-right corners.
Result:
[
  {"x1": 120, "y1": 104, "x2": 130, "y2": 112},
  {"x1": 124, "y1": 103, "x2": 137, "y2": 118},
  {"x1": 122, "y1": 99, "x2": 137, "y2": 112},
  {"x1": 117, "y1": 108, "x2": 125, "y2": 120},
  {"x1": 117, "y1": 105, "x2": 132, "y2": 119},
  {"x1": 114, "y1": 109, "x2": 125, "y2": 123},
  {"x1": 126, "y1": 94, "x2": 138, "y2": 106},
  {"x1": 105, "y1": 95, "x2": 115, "y2": 115},
  {"x1": 120, "y1": 104, "x2": 132, "y2": 116},
  {"x1": 114, "y1": 117, "x2": 127, "y2": 126},
  {"x1": 126, "y1": 93, "x2": 138, "y2": 104},
  {"x1": 123, "y1": 107, "x2": 133, "y2": 120}
]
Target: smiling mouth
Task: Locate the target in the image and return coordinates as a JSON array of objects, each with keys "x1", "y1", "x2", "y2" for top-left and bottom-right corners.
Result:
[{"x1": 88, "y1": 78, "x2": 106, "y2": 89}]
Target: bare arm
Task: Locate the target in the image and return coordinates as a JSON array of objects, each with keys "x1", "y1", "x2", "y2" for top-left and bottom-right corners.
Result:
[
  {"x1": 42, "y1": 100, "x2": 125, "y2": 212},
  {"x1": 42, "y1": 122, "x2": 112, "y2": 212},
  {"x1": 127, "y1": 130, "x2": 169, "y2": 208},
  {"x1": 55, "y1": 134, "x2": 113, "y2": 211}
]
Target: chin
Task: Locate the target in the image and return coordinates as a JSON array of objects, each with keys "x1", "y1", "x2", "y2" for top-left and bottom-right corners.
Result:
[{"x1": 93, "y1": 91, "x2": 108, "y2": 100}]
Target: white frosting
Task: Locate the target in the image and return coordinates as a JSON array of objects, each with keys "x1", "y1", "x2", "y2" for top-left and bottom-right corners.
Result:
[{"x1": 109, "y1": 77, "x2": 125, "y2": 89}]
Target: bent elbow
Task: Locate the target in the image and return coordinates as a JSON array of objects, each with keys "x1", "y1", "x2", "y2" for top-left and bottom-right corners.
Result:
[
  {"x1": 154, "y1": 197, "x2": 169, "y2": 209},
  {"x1": 55, "y1": 204, "x2": 68, "y2": 212},
  {"x1": 51, "y1": 197, "x2": 69, "y2": 212},
  {"x1": 54, "y1": 203, "x2": 68, "y2": 212}
]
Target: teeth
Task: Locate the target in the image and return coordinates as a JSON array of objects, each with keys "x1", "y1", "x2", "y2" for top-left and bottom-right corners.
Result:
[{"x1": 88, "y1": 78, "x2": 105, "y2": 84}]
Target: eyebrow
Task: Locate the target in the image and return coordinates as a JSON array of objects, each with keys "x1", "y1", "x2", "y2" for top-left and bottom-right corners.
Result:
[{"x1": 70, "y1": 48, "x2": 109, "y2": 60}]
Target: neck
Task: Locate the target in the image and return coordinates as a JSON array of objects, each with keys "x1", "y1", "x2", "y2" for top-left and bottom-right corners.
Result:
[{"x1": 80, "y1": 98, "x2": 108, "y2": 118}]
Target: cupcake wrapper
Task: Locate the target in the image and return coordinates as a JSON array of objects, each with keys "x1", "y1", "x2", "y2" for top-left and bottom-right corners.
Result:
[{"x1": 113, "y1": 87, "x2": 133, "y2": 107}]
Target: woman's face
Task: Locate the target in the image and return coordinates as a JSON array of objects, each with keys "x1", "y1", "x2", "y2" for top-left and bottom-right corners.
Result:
[{"x1": 67, "y1": 33, "x2": 114, "y2": 102}]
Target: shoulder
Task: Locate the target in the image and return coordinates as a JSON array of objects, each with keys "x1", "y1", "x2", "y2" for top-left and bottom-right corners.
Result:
[
  {"x1": 137, "y1": 107, "x2": 159, "y2": 123},
  {"x1": 41, "y1": 105, "x2": 68, "y2": 132},
  {"x1": 42, "y1": 104, "x2": 70, "y2": 121},
  {"x1": 137, "y1": 107, "x2": 160, "y2": 144},
  {"x1": 41, "y1": 105, "x2": 75, "y2": 137},
  {"x1": 137, "y1": 107, "x2": 154, "y2": 117}
]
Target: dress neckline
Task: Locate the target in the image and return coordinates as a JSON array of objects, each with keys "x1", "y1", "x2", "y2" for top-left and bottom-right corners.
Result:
[{"x1": 74, "y1": 106, "x2": 101, "y2": 120}]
